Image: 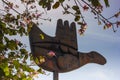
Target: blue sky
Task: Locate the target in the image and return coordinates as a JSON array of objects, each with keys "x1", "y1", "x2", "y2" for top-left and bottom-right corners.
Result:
[{"x1": 32, "y1": 0, "x2": 120, "y2": 80}]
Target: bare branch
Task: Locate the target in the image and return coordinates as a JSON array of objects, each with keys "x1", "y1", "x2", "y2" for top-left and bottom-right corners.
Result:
[
  {"x1": 2, "y1": 0, "x2": 21, "y2": 15},
  {"x1": 81, "y1": 0, "x2": 116, "y2": 32}
]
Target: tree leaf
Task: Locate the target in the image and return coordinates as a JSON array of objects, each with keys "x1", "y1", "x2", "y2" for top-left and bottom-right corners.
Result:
[
  {"x1": 0, "y1": 43, "x2": 5, "y2": 51},
  {"x1": 0, "y1": 68, "x2": 5, "y2": 76},
  {"x1": 37, "y1": 68, "x2": 42, "y2": 73},
  {"x1": 20, "y1": 49, "x2": 28, "y2": 54},
  {"x1": 27, "y1": 22, "x2": 33, "y2": 33},
  {"x1": 34, "y1": 57, "x2": 39, "y2": 64},
  {"x1": 17, "y1": 15, "x2": 20, "y2": 19},
  {"x1": 7, "y1": 40, "x2": 17, "y2": 50},
  {"x1": 74, "y1": 16, "x2": 80, "y2": 21},
  {"x1": 3, "y1": 65, "x2": 9, "y2": 76},
  {"x1": 59, "y1": 0, "x2": 65, "y2": 3},
  {"x1": 77, "y1": 22, "x2": 84, "y2": 25},
  {"x1": 19, "y1": 27, "x2": 26, "y2": 36},
  {"x1": 104, "y1": 0, "x2": 110, "y2": 7},
  {"x1": 52, "y1": 2, "x2": 60, "y2": 9},
  {"x1": 0, "y1": 63, "x2": 9, "y2": 76},
  {"x1": 21, "y1": 64, "x2": 34, "y2": 72},
  {"x1": 90, "y1": 0, "x2": 101, "y2": 7},
  {"x1": 13, "y1": 60, "x2": 20, "y2": 69},
  {"x1": 4, "y1": 36, "x2": 9, "y2": 42},
  {"x1": 30, "y1": 53, "x2": 34, "y2": 61},
  {"x1": 72, "y1": 6, "x2": 79, "y2": 10},
  {"x1": 0, "y1": 21, "x2": 6, "y2": 28},
  {"x1": 39, "y1": 34, "x2": 44, "y2": 40}
]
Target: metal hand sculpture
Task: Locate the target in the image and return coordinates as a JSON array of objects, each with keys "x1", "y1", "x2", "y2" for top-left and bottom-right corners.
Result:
[{"x1": 29, "y1": 19, "x2": 106, "y2": 73}]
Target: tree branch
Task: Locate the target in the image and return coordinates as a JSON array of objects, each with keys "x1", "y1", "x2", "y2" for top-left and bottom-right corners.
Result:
[
  {"x1": 75, "y1": 0, "x2": 86, "y2": 23},
  {"x1": 81, "y1": 0, "x2": 116, "y2": 32},
  {"x1": 2, "y1": 0, "x2": 21, "y2": 15}
]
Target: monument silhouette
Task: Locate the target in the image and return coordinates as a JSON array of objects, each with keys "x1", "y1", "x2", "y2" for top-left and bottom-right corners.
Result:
[{"x1": 29, "y1": 19, "x2": 106, "y2": 80}]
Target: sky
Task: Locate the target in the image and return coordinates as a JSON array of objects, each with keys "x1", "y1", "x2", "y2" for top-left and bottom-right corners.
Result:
[
  {"x1": 1, "y1": 0, "x2": 120, "y2": 80},
  {"x1": 32, "y1": 0, "x2": 120, "y2": 80}
]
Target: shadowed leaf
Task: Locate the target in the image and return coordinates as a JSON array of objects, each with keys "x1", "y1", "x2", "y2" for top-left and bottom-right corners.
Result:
[
  {"x1": 104, "y1": 0, "x2": 110, "y2": 7},
  {"x1": 53, "y1": 2, "x2": 60, "y2": 9}
]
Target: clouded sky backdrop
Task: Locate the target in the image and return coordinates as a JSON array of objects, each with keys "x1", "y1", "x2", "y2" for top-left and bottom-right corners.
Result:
[{"x1": 11, "y1": 0, "x2": 120, "y2": 80}]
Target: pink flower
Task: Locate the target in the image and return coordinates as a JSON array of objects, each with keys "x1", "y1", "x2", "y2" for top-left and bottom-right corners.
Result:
[
  {"x1": 106, "y1": 23, "x2": 112, "y2": 28},
  {"x1": 83, "y1": 5, "x2": 89, "y2": 11},
  {"x1": 47, "y1": 51, "x2": 56, "y2": 57}
]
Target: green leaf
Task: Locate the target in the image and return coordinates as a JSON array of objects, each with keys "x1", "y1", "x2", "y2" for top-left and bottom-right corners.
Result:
[
  {"x1": 90, "y1": 0, "x2": 101, "y2": 7},
  {"x1": 22, "y1": 78, "x2": 27, "y2": 80},
  {"x1": 19, "y1": 27, "x2": 26, "y2": 36},
  {"x1": 24, "y1": 54, "x2": 28, "y2": 60},
  {"x1": 52, "y1": 2, "x2": 60, "y2": 9},
  {"x1": 39, "y1": 34, "x2": 44, "y2": 40},
  {"x1": 4, "y1": 36, "x2": 9, "y2": 42},
  {"x1": 59, "y1": 0, "x2": 65, "y2": 3},
  {"x1": 17, "y1": 15, "x2": 20, "y2": 19},
  {"x1": 7, "y1": 40, "x2": 17, "y2": 50},
  {"x1": 30, "y1": 53, "x2": 34, "y2": 61},
  {"x1": 8, "y1": 28, "x2": 17, "y2": 35},
  {"x1": 21, "y1": 64, "x2": 34, "y2": 72},
  {"x1": 34, "y1": 57, "x2": 39, "y2": 64},
  {"x1": 74, "y1": 16, "x2": 80, "y2": 21},
  {"x1": 0, "y1": 21, "x2": 6, "y2": 28},
  {"x1": 0, "y1": 43, "x2": 5, "y2": 51},
  {"x1": 104, "y1": 0, "x2": 110, "y2": 7},
  {"x1": 27, "y1": 23, "x2": 32, "y2": 33},
  {"x1": 77, "y1": 22, "x2": 84, "y2": 25},
  {"x1": 4, "y1": 66, "x2": 9, "y2": 76},
  {"x1": 0, "y1": 68, "x2": 5, "y2": 76},
  {"x1": 8, "y1": 52, "x2": 15, "y2": 57},
  {"x1": 20, "y1": 49, "x2": 28, "y2": 54},
  {"x1": 37, "y1": 68, "x2": 42, "y2": 73},
  {"x1": 22, "y1": 77, "x2": 32, "y2": 80},
  {"x1": 72, "y1": 6, "x2": 79, "y2": 10},
  {"x1": 0, "y1": 63, "x2": 9, "y2": 76},
  {"x1": 39, "y1": 0, "x2": 46, "y2": 8},
  {"x1": 75, "y1": 10, "x2": 81, "y2": 15},
  {"x1": 26, "y1": 77, "x2": 32, "y2": 80},
  {"x1": 13, "y1": 60, "x2": 20, "y2": 69}
]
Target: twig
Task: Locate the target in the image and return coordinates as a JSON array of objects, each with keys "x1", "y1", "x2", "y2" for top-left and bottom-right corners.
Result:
[
  {"x1": 2, "y1": 0, "x2": 21, "y2": 15},
  {"x1": 107, "y1": 11, "x2": 120, "y2": 20},
  {"x1": 75, "y1": 0, "x2": 86, "y2": 23},
  {"x1": 61, "y1": 3, "x2": 75, "y2": 16},
  {"x1": 81, "y1": 0, "x2": 116, "y2": 32}
]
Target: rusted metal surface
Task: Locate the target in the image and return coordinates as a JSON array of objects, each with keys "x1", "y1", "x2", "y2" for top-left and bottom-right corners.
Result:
[
  {"x1": 29, "y1": 19, "x2": 106, "y2": 73},
  {"x1": 53, "y1": 71, "x2": 58, "y2": 80}
]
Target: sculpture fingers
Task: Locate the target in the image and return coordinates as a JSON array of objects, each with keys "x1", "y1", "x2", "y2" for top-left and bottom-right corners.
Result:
[
  {"x1": 69, "y1": 22, "x2": 78, "y2": 50},
  {"x1": 56, "y1": 19, "x2": 70, "y2": 40},
  {"x1": 63, "y1": 20, "x2": 70, "y2": 40},
  {"x1": 55, "y1": 19, "x2": 64, "y2": 39},
  {"x1": 70, "y1": 22, "x2": 77, "y2": 39},
  {"x1": 55, "y1": 19, "x2": 78, "y2": 54}
]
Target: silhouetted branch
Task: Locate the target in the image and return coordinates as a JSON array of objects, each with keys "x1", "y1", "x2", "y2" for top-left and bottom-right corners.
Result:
[
  {"x1": 2, "y1": 0, "x2": 21, "y2": 15},
  {"x1": 80, "y1": 0, "x2": 116, "y2": 32}
]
